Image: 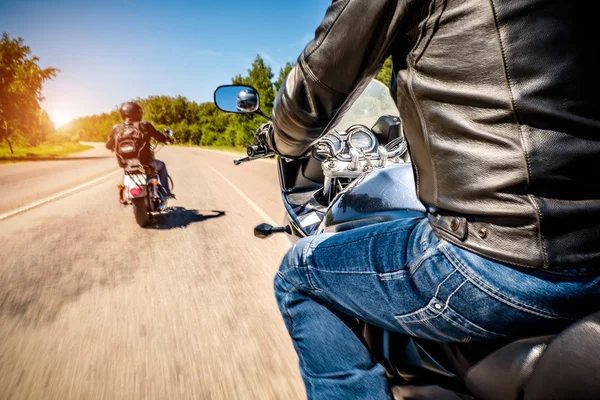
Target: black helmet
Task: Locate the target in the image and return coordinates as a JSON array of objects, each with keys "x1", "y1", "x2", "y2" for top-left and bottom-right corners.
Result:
[
  {"x1": 119, "y1": 102, "x2": 143, "y2": 123},
  {"x1": 236, "y1": 89, "x2": 258, "y2": 112}
]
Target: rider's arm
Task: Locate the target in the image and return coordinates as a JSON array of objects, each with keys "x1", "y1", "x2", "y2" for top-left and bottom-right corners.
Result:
[
  {"x1": 271, "y1": 0, "x2": 409, "y2": 158},
  {"x1": 142, "y1": 121, "x2": 169, "y2": 144},
  {"x1": 105, "y1": 125, "x2": 119, "y2": 151}
]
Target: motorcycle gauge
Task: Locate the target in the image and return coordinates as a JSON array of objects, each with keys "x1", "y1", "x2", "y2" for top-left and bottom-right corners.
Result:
[
  {"x1": 347, "y1": 126, "x2": 376, "y2": 153},
  {"x1": 319, "y1": 131, "x2": 344, "y2": 156}
]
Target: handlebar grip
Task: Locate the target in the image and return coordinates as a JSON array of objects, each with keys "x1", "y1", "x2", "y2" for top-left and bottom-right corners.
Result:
[{"x1": 247, "y1": 144, "x2": 268, "y2": 158}]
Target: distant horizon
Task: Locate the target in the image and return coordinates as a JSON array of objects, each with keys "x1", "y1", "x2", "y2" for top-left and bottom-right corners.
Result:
[
  {"x1": 0, "y1": 0, "x2": 330, "y2": 127},
  {"x1": 52, "y1": 79, "x2": 267, "y2": 129}
]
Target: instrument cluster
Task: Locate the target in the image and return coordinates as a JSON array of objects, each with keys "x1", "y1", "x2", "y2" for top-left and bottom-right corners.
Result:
[{"x1": 316, "y1": 124, "x2": 378, "y2": 158}]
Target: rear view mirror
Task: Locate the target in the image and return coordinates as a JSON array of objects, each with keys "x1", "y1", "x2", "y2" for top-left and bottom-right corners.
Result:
[{"x1": 214, "y1": 85, "x2": 260, "y2": 114}]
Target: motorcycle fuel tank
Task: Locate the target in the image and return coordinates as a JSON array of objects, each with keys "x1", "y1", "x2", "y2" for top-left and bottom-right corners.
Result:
[{"x1": 322, "y1": 163, "x2": 426, "y2": 233}]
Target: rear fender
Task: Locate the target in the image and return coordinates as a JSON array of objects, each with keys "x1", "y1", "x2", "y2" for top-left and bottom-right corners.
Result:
[{"x1": 123, "y1": 173, "x2": 147, "y2": 199}]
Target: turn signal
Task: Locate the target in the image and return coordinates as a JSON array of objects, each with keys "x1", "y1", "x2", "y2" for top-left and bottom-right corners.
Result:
[{"x1": 151, "y1": 179, "x2": 158, "y2": 186}]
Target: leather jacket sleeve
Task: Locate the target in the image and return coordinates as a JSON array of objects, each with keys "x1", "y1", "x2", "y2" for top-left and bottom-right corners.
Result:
[
  {"x1": 105, "y1": 125, "x2": 119, "y2": 151},
  {"x1": 271, "y1": 0, "x2": 411, "y2": 158},
  {"x1": 142, "y1": 121, "x2": 168, "y2": 144}
]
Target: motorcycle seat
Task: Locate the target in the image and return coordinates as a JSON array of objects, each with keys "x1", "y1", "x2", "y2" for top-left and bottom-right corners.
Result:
[
  {"x1": 389, "y1": 311, "x2": 600, "y2": 399},
  {"x1": 463, "y1": 310, "x2": 600, "y2": 400},
  {"x1": 124, "y1": 159, "x2": 144, "y2": 173},
  {"x1": 123, "y1": 159, "x2": 156, "y2": 177}
]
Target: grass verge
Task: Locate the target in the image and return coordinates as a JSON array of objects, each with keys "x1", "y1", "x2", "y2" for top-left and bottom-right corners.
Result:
[{"x1": 0, "y1": 143, "x2": 93, "y2": 163}]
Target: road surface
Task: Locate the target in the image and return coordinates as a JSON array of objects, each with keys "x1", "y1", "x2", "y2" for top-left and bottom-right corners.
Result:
[{"x1": 0, "y1": 143, "x2": 304, "y2": 399}]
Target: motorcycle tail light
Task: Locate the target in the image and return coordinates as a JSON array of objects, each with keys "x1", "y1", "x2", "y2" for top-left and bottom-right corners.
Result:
[{"x1": 130, "y1": 187, "x2": 142, "y2": 197}]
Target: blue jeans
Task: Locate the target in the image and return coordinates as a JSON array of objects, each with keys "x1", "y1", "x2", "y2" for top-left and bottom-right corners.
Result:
[
  {"x1": 150, "y1": 159, "x2": 171, "y2": 196},
  {"x1": 274, "y1": 217, "x2": 600, "y2": 399}
]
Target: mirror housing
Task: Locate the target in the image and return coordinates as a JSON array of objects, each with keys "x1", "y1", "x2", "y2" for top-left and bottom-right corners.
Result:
[
  {"x1": 214, "y1": 85, "x2": 260, "y2": 114},
  {"x1": 254, "y1": 223, "x2": 291, "y2": 238},
  {"x1": 254, "y1": 223, "x2": 274, "y2": 238}
]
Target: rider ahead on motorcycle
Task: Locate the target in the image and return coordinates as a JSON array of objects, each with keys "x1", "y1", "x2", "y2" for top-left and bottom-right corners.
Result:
[
  {"x1": 235, "y1": 89, "x2": 258, "y2": 113},
  {"x1": 106, "y1": 102, "x2": 174, "y2": 199},
  {"x1": 258, "y1": 1, "x2": 600, "y2": 399}
]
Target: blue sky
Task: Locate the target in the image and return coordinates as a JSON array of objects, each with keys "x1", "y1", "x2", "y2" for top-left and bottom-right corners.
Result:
[{"x1": 0, "y1": 0, "x2": 330, "y2": 126}]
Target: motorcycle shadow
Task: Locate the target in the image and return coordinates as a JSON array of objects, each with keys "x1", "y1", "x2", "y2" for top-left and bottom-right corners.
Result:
[{"x1": 145, "y1": 207, "x2": 225, "y2": 230}]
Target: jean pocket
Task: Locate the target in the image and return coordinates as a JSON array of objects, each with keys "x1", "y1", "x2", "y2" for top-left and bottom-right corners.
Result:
[{"x1": 394, "y1": 298, "x2": 509, "y2": 342}]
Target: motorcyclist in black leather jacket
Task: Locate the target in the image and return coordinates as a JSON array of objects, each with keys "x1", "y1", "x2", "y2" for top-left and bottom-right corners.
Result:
[
  {"x1": 265, "y1": 1, "x2": 600, "y2": 398},
  {"x1": 106, "y1": 102, "x2": 174, "y2": 199}
]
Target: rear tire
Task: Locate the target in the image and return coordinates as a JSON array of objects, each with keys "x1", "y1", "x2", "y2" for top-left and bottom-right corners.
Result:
[{"x1": 132, "y1": 197, "x2": 150, "y2": 227}]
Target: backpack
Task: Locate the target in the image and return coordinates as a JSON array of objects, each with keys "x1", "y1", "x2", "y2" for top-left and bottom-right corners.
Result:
[{"x1": 115, "y1": 122, "x2": 147, "y2": 166}]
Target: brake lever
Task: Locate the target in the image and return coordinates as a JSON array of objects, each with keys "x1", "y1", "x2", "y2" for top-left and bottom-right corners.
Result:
[
  {"x1": 233, "y1": 152, "x2": 275, "y2": 165},
  {"x1": 234, "y1": 157, "x2": 252, "y2": 165}
]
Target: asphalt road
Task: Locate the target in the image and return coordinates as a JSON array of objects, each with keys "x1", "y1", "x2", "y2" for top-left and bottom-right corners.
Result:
[{"x1": 0, "y1": 143, "x2": 304, "y2": 399}]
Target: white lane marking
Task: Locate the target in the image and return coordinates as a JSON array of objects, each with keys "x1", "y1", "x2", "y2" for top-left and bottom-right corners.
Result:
[
  {"x1": 0, "y1": 169, "x2": 121, "y2": 222},
  {"x1": 210, "y1": 167, "x2": 291, "y2": 249},
  {"x1": 209, "y1": 167, "x2": 278, "y2": 226}
]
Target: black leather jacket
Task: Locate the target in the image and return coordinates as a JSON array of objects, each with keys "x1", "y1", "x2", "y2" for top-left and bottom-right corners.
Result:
[
  {"x1": 271, "y1": 0, "x2": 600, "y2": 270},
  {"x1": 106, "y1": 121, "x2": 168, "y2": 166}
]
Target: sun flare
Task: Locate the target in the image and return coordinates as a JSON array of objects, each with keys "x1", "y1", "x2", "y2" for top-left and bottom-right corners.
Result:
[{"x1": 51, "y1": 110, "x2": 74, "y2": 128}]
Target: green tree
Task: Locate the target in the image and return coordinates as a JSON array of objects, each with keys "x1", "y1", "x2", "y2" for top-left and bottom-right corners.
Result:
[
  {"x1": 233, "y1": 54, "x2": 275, "y2": 114},
  {"x1": 229, "y1": 55, "x2": 277, "y2": 146},
  {"x1": 58, "y1": 53, "x2": 295, "y2": 149},
  {"x1": 275, "y1": 61, "x2": 295, "y2": 92},
  {"x1": 375, "y1": 57, "x2": 393, "y2": 86},
  {"x1": 0, "y1": 32, "x2": 58, "y2": 151},
  {"x1": 38, "y1": 110, "x2": 56, "y2": 144},
  {"x1": 60, "y1": 110, "x2": 120, "y2": 142},
  {"x1": 138, "y1": 95, "x2": 197, "y2": 126}
]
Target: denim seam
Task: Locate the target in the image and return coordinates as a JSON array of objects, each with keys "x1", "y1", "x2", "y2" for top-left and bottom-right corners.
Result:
[
  {"x1": 379, "y1": 270, "x2": 409, "y2": 281},
  {"x1": 278, "y1": 262, "x2": 295, "y2": 276},
  {"x1": 281, "y1": 241, "x2": 300, "y2": 276},
  {"x1": 302, "y1": 235, "x2": 322, "y2": 290},
  {"x1": 419, "y1": 233, "x2": 431, "y2": 252},
  {"x1": 285, "y1": 245, "x2": 300, "y2": 269},
  {"x1": 444, "y1": 280, "x2": 467, "y2": 307},
  {"x1": 314, "y1": 227, "x2": 414, "y2": 250},
  {"x1": 395, "y1": 272, "x2": 460, "y2": 323},
  {"x1": 440, "y1": 242, "x2": 574, "y2": 320},
  {"x1": 395, "y1": 280, "x2": 502, "y2": 342},
  {"x1": 433, "y1": 270, "x2": 457, "y2": 298},
  {"x1": 408, "y1": 242, "x2": 443, "y2": 276},
  {"x1": 441, "y1": 242, "x2": 559, "y2": 318},
  {"x1": 396, "y1": 320, "x2": 418, "y2": 337},
  {"x1": 420, "y1": 310, "x2": 461, "y2": 341},
  {"x1": 307, "y1": 230, "x2": 417, "y2": 275},
  {"x1": 278, "y1": 275, "x2": 298, "y2": 339},
  {"x1": 306, "y1": 267, "x2": 378, "y2": 275},
  {"x1": 278, "y1": 274, "x2": 316, "y2": 396},
  {"x1": 411, "y1": 279, "x2": 467, "y2": 324},
  {"x1": 285, "y1": 236, "x2": 321, "y2": 290},
  {"x1": 439, "y1": 305, "x2": 509, "y2": 339}
]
